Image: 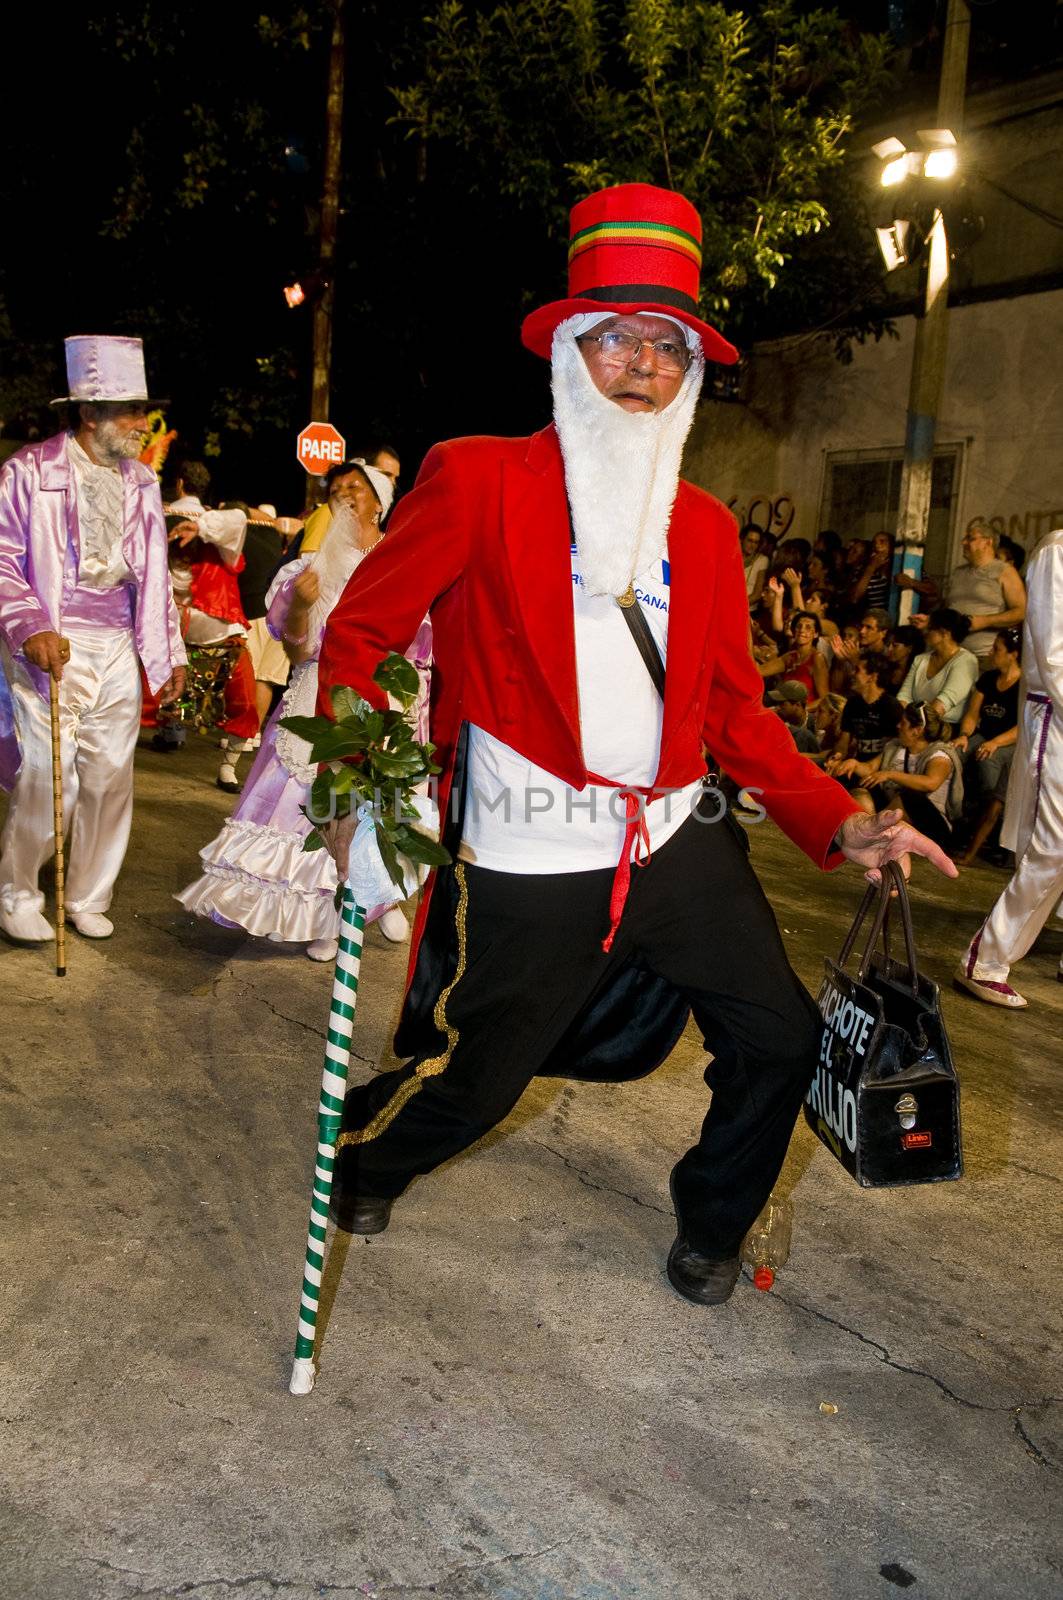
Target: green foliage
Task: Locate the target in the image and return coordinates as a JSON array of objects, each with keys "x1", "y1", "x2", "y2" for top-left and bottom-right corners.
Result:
[
  {"x1": 0, "y1": 0, "x2": 900, "y2": 475},
  {"x1": 279, "y1": 652, "x2": 449, "y2": 891},
  {"x1": 392, "y1": 0, "x2": 896, "y2": 343}
]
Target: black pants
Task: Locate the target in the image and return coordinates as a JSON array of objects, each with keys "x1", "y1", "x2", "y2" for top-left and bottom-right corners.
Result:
[{"x1": 336, "y1": 810, "x2": 821, "y2": 1258}]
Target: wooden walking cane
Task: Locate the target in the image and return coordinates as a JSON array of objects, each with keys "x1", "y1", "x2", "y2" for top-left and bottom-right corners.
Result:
[{"x1": 48, "y1": 653, "x2": 68, "y2": 977}]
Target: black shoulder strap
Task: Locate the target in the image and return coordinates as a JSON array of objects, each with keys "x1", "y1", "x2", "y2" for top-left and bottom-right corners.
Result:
[
  {"x1": 620, "y1": 597, "x2": 666, "y2": 701},
  {"x1": 566, "y1": 496, "x2": 665, "y2": 699}
]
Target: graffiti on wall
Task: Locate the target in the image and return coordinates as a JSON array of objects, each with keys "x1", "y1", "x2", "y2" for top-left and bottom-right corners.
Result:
[
  {"x1": 985, "y1": 507, "x2": 1063, "y2": 549},
  {"x1": 727, "y1": 492, "x2": 797, "y2": 538}
]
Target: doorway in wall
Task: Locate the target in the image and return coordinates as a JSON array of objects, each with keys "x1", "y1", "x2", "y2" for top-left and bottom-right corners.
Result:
[{"x1": 820, "y1": 445, "x2": 963, "y2": 590}]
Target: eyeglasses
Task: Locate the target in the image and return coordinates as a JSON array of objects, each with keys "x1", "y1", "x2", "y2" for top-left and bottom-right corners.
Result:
[{"x1": 576, "y1": 330, "x2": 692, "y2": 374}]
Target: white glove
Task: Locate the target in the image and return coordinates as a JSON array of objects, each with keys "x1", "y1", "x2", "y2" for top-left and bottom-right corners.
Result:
[{"x1": 346, "y1": 793, "x2": 440, "y2": 910}]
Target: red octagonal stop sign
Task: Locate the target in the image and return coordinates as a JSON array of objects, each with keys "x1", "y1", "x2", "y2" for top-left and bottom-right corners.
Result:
[{"x1": 296, "y1": 420, "x2": 346, "y2": 474}]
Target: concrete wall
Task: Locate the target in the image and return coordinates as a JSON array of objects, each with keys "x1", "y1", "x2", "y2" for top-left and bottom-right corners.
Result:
[{"x1": 686, "y1": 285, "x2": 1063, "y2": 571}]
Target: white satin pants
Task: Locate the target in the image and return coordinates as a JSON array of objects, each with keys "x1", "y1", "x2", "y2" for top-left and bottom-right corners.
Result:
[
  {"x1": 964, "y1": 700, "x2": 1063, "y2": 982},
  {"x1": 0, "y1": 627, "x2": 142, "y2": 916}
]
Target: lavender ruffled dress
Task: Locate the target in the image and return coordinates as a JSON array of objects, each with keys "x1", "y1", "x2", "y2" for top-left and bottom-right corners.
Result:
[{"x1": 177, "y1": 556, "x2": 432, "y2": 944}]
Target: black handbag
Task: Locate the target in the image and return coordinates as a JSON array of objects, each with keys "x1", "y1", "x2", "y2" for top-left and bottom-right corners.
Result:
[{"x1": 803, "y1": 861, "x2": 963, "y2": 1187}]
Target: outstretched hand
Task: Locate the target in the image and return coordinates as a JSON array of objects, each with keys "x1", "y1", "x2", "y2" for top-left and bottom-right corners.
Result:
[{"x1": 837, "y1": 808, "x2": 958, "y2": 884}]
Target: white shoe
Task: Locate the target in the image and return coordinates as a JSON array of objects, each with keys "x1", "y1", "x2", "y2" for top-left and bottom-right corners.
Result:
[
  {"x1": 953, "y1": 968, "x2": 1027, "y2": 1008},
  {"x1": 307, "y1": 937, "x2": 339, "y2": 962},
  {"x1": 71, "y1": 911, "x2": 114, "y2": 939},
  {"x1": 0, "y1": 903, "x2": 54, "y2": 942},
  {"x1": 378, "y1": 907, "x2": 409, "y2": 943}
]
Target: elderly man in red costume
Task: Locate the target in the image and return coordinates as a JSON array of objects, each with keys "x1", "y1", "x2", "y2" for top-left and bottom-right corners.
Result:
[
  {"x1": 0, "y1": 336, "x2": 186, "y2": 942},
  {"x1": 316, "y1": 185, "x2": 956, "y2": 1306}
]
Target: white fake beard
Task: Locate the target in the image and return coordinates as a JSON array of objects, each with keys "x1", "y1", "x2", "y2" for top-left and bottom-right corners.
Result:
[
  {"x1": 551, "y1": 319, "x2": 704, "y2": 598},
  {"x1": 306, "y1": 500, "x2": 377, "y2": 640}
]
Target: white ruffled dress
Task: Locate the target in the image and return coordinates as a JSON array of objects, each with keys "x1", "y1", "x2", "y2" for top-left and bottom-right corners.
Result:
[{"x1": 176, "y1": 556, "x2": 431, "y2": 943}]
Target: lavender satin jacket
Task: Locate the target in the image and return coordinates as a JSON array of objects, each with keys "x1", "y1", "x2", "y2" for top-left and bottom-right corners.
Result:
[{"x1": 0, "y1": 431, "x2": 186, "y2": 698}]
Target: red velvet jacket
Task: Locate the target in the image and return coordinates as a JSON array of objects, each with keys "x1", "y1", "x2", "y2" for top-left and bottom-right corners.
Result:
[
  {"x1": 319, "y1": 426, "x2": 860, "y2": 1073},
  {"x1": 316, "y1": 425, "x2": 864, "y2": 1075},
  {"x1": 321, "y1": 421, "x2": 857, "y2": 833}
]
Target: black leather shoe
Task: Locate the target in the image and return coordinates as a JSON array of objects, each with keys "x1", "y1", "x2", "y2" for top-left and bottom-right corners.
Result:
[
  {"x1": 667, "y1": 1170, "x2": 741, "y2": 1306},
  {"x1": 328, "y1": 1189, "x2": 393, "y2": 1235},
  {"x1": 666, "y1": 1238, "x2": 741, "y2": 1305}
]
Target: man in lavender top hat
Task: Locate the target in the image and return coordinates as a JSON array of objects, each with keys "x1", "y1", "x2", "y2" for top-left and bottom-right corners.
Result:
[{"x1": 0, "y1": 335, "x2": 186, "y2": 943}]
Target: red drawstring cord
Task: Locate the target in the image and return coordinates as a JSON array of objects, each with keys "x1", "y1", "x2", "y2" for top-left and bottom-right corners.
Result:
[{"x1": 586, "y1": 774, "x2": 657, "y2": 952}]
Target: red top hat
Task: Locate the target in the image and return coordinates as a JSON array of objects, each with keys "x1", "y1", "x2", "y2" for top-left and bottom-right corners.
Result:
[{"x1": 521, "y1": 182, "x2": 738, "y2": 365}]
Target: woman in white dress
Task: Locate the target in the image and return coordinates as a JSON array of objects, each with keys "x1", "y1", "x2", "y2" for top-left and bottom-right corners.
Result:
[{"x1": 177, "y1": 462, "x2": 431, "y2": 961}]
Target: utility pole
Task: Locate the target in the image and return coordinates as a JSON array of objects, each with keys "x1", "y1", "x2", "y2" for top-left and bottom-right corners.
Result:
[
  {"x1": 895, "y1": 0, "x2": 971, "y2": 622},
  {"x1": 311, "y1": 0, "x2": 345, "y2": 427}
]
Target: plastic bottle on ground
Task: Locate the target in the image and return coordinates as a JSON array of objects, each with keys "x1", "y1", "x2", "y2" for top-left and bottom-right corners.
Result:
[{"x1": 741, "y1": 1192, "x2": 793, "y2": 1291}]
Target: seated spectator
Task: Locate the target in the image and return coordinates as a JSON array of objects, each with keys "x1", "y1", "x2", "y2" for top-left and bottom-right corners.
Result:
[
  {"x1": 757, "y1": 609, "x2": 829, "y2": 705},
  {"x1": 766, "y1": 681, "x2": 820, "y2": 753},
  {"x1": 774, "y1": 535, "x2": 811, "y2": 574},
  {"x1": 803, "y1": 589, "x2": 840, "y2": 652},
  {"x1": 951, "y1": 627, "x2": 1023, "y2": 867},
  {"x1": 896, "y1": 607, "x2": 980, "y2": 727},
  {"x1": 882, "y1": 623, "x2": 924, "y2": 693},
  {"x1": 998, "y1": 535, "x2": 1026, "y2": 574},
  {"x1": 857, "y1": 608, "x2": 892, "y2": 654},
  {"x1": 844, "y1": 703, "x2": 962, "y2": 850},
  {"x1": 812, "y1": 691, "x2": 848, "y2": 757},
  {"x1": 805, "y1": 552, "x2": 835, "y2": 601},
  {"x1": 826, "y1": 620, "x2": 862, "y2": 696},
  {"x1": 741, "y1": 523, "x2": 770, "y2": 608},
  {"x1": 829, "y1": 608, "x2": 892, "y2": 694},
  {"x1": 897, "y1": 518, "x2": 1026, "y2": 664},
  {"x1": 840, "y1": 537, "x2": 870, "y2": 610},
  {"x1": 848, "y1": 530, "x2": 894, "y2": 615},
  {"x1": 825, "y1": 653, "x2": 903, "y2": 779}
]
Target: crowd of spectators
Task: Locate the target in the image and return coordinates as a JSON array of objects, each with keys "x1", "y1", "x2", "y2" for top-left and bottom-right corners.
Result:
[{"x1": 743, "y1": 516, "x2": 1030, "y2": 866}]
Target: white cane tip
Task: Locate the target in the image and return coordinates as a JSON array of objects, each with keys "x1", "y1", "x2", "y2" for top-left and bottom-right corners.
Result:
[{"x1": 289, "y1": 1358, "x2": 316, "y2": 1395}]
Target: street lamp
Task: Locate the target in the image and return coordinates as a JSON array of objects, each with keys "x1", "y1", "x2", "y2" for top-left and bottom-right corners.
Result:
[{"x1": 872, "y1": 130, "x2": 959, "y2": 272}]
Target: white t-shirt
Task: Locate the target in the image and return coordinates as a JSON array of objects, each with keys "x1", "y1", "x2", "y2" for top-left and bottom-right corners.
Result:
[{"x1": 460, "y1": 547, "x2": 704, "y2": 873}]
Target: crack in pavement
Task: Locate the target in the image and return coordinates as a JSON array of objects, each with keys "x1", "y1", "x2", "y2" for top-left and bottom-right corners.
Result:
[
  {"x1": 87, "y1": 1537, "x2": 571, "y2": 1598},
  {"x1": 1008, "y1": 1161, "x2": 1063, "y2": 1188},
  {"x1": 1013, "y1": 1402, "x2": 1062, "y2": 1473},
  {"x1": 135, "y1": 916, "x2": 377, "y2": 1068},
  {"x1": 772, "y1": 1287, "x2": 1061, "y2": 1472},
  {"x1": 238, "y1": 986, "x2": 375, "y2": 1067},
  {"x1": 98, "y1": 1572, "x2": 357, "y2": 1598},
  {"x1": 528, "y1": 1138, "x2": 671, "y2": 1216},
  {"x1": 137, "y1": 914, "x2": 230, "y2": 957}
]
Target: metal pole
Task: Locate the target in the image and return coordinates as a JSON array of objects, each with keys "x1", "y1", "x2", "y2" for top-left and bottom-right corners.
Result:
[
  {"x1": 894, "y1": 0, "x2": 971, "y2": 622},
  {"x1": 307, "y1": 0, "x2": 345, "y2": 508}
]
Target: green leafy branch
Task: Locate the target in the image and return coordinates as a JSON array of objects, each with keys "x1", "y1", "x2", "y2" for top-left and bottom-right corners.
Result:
[{"x1": 279, "y1": 652, "x2": 451, "y2": 891}]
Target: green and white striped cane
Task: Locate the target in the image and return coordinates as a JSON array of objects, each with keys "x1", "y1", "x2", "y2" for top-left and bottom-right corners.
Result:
[{"x1": 290, "y1": 887, "x2": 366, "y2": 1396}]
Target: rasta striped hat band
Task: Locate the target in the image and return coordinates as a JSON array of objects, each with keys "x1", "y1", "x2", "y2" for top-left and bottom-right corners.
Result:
[{"x1": 521, "y1": 182, "x2": 738, "y2": 366}]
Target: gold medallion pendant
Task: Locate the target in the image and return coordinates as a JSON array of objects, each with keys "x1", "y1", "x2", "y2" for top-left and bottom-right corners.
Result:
[{"x1": 616, "y1": 583, "x2": 636, "y2": 608}]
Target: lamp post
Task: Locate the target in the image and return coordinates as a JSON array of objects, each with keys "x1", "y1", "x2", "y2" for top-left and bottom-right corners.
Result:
[
  {"x1": 877, "y1": 0, "x2": 971, "y2": 624},
  {"x1": 311, "y1": 0, "x2": 345, "y2": 430}
]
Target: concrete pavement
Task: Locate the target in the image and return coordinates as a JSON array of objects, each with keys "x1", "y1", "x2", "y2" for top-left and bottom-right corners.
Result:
[{"x1": 1, "y1": 736, "x2": 1060, "y2": 1600}]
